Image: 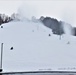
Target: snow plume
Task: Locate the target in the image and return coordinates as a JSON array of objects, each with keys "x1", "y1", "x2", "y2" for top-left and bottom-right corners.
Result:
[
  {"x1": 62, "y1": 22, "x2": 73, "y2": 35},
  {"x1": 17, "y1": 2, "x2": 37, "y2": 20},
  {"x1": 61, "y1": 7, "x2": 76, "y2": 35}
]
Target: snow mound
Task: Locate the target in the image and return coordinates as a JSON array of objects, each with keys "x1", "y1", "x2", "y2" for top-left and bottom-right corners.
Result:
[{"x1": 0, "y1": 20, "x2": 76, "y2": 72}]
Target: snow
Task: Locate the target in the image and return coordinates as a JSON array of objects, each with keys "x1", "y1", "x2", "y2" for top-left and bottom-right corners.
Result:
[{"x1": 0, "y1": 20, "x2": 76, "y2": 72}]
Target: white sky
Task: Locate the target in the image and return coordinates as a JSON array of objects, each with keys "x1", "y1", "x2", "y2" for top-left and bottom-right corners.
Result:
[
  {"x1": 0, "y1": 0, "x2": 22, "y2": 16},
  {"x1": 0, "y1": 0, "x2": 76, "y2": 26}
]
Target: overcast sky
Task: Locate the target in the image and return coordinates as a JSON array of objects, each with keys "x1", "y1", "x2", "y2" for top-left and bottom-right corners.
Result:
[{"x1": 0, "y1": 0, "x2": 76, "y2": 26}]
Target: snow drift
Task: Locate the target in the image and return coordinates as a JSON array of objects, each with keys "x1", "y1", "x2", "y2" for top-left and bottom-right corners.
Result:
[{"x1": 0, "y1": 19, "x2": 76, "y2": 72}]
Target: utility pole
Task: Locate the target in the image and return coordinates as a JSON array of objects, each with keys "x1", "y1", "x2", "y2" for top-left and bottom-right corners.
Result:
[{"x1": 0, "y1": 43, "x2": 3, "y2": 72}]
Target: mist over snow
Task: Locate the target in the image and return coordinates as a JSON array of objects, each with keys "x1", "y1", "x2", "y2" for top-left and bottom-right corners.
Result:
[
  {"x1": 0, "y1": 1, "x2": 76, "y2": 72},
  {"x1": 17, "y1": 3, "x2": 37, "y2": 20},
  {"x1": 14, "y1": 1, "x2": 76, "y2": 36},
  {"x1": 62, "y1": 23, "x2": 73, "y2": 35},
  {"x1": 17, "y1": 1, "x2": 76, "y2": 27}
]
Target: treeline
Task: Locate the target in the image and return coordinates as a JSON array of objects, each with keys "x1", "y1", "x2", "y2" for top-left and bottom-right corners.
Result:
[
  {"x1": 0, "y1": 14, "x2": 12, "y2": 25},
  {"x1": 40, "y1": 16, "x2": 76, "y2": 36},
  {"x1": 0, "y1": 13, "x2": 20, "y2": 25}
]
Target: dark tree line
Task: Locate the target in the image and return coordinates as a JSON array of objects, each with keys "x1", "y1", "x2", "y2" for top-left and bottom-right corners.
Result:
[
  {"x1": 40, "y1": 16, "x2": 76, "y2": 36},
  {"x1": 72, "y1": 27, "x2": 76, "y2": 36},
  {"x1": 0, "y1": 14, "x2": 12, "y2": 25}
]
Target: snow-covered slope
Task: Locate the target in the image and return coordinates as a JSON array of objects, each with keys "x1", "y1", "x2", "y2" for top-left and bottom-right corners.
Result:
[{"x1": 0, "y1": 20, "x2": 76, "y2": 72}]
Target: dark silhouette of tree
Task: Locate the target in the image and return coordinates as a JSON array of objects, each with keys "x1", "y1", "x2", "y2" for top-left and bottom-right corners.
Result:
[
  {"x1": 72, "y1": 27, "x2": 76, "y2": 36},
  {"x1": 0, "y1": 14, "x2": 12, "y2": 26},
  {"x1": 40, "y1": 16, "x2": 73, "y2": 36}
]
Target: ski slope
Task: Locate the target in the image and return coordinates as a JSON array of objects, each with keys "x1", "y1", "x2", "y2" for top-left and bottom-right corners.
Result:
[{"x1": 0, "y1": 20, "x2": 76, "y2": 72}]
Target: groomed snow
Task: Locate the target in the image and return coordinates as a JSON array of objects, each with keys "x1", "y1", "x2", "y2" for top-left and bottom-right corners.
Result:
[{"x1": 0, "y1": 20, "x2": 76, "y2": 72}]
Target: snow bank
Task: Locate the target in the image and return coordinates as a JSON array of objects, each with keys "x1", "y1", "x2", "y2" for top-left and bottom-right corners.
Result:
[{"x1": 0, "y1": 20, "x2": 76, "y2": 72}]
